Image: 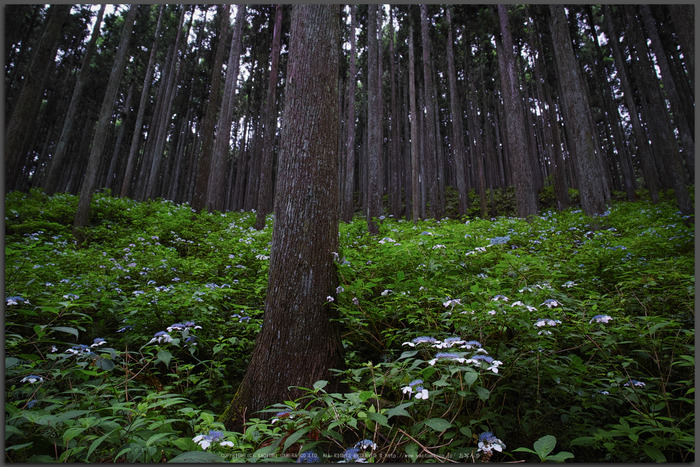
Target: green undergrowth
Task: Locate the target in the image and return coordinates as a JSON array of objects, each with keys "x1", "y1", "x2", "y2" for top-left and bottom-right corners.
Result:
[{"x1": 4, "y1": 189, "x2": 694, "y2": 462}]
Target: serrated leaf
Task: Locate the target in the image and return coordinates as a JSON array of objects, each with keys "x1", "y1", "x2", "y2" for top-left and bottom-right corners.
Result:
[
  {"x1": 367, "y1": 411, "x2": 389, "y2": 427},
  {"x1": 462, "y1": 369, "x2": 478, "y2": 386},
  {"x1": 424, "y1": 418, "x2": 452, "y2": 432},
  {"x1": 168, "y1": 451, "x2": 227, "y2": 463},
  {"x1": 313, "y1": 380, "x2": 328, "y2": 391},
  {"x1": 405, "y1": 443, "x2": 419, "y2": 462},
  {"x1": 643, "y1": 445, "x2": 666, "y2": 463},
  {"x1": 533, "y1": 435, "x2": 557, "y2": 458}
]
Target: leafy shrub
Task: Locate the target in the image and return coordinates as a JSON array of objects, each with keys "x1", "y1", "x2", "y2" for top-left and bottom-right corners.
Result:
[{"x1": 5, "y1": 190, "x2": 694, "y2": 462}]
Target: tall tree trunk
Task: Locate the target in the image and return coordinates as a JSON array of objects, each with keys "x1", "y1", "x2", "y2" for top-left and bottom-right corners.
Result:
[
  {"x1": 667, "y1": 5, "x2": 694, "y2": 84},
  {"x1": 602, "y1": 5, "x2": 659, "y2": 204},
  {"x1": 388, "y1": 6, "x2": 401, "y2": 219},
  {"x1": 209, "y1": 5, "x2": 247, "y2": 213},
  {"x1": 408, "y1": 22, "x2": 420, "y2": 223},
  {"x1": 548, "y1": 5, "x2": 606, "y2": 215},
  {"x1": 192, "y1": 5, "x2": 231, "y2": 211},
  {"x1": 6, "y1": 4, "x2": 71, "y2": 191},
  {"x1": 366, "y1": 4, "x2": 383, "y2": 235},
  {"x1": 120, "y1": 5, "x2": 164, "y2": 199},
  {"x1": 73, "y1": 5, "x2": 138, "y2": 242},
  {"x1": 342, "y1": 5, "x2": 358, "y2": 223},
  {"x1": 638, "y1": 5, "x2": 695, "y2": 192},
  {"x1": 44, "y1": 4, "x2": 105, "y2": 195},
  {"x1": 420, "y1": 4, "x2": 442, "y2": 220},
  {"x1": 496, "y1": 5, "x2": 539, "y2": 218},
  {"x1": 222, "y1": 4, "x2": 344, "y2": 431},
  {"x1": 445, "y1": 7, "x2": 469, "y2": 215},
  {"x1": 255, "y1": 5, "x2": 284, "y2": 229}
]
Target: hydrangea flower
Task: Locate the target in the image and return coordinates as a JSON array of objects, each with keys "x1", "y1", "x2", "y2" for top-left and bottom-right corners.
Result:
[
  {"x1": 534, "y1": 319, "x2": 561, "y2": 327},
  {"x1": 624, "y1": 380, "x2": 646, "y2": 388},
  {"x1": 117, "y1": 325, "x2": 133, "y2": 333},
  {"x1": 67, "y1": 344, "x2": 93, "y2": 355},
  {"x1": 271, "y1": 410, "x2": 293, "y2": 424},
  {"x1": 443, "y1": 298, "x2": 462, "y2": 308},
  {"x1": 490, "y1": 236, "x2": 510, "y2": 245},
  {"x1": 62, "y1": 293, "x2": 79, "y2": 301},
  {"x1": 378, "y1": 237, "x2": 395, "y2": 244},
  {"x1": 26, "y1": 398, "x2": 38, "y2": 409},
  {"x1": 466, "y1": 355, "x2": 503, "y2": 373},
  {"x1": 297, "y1": 451, "x2": 321, "y2": 463},
  {"x1": 354, "y1": 439, "x2": 377, "y2": 451},
  {"x1": 432, "y1": 244, "x2": 446, "y2": 249},
  {"x1": 341, "y1": 447, "x2": 366, "y2": 463},
  {"x1": 6, "y1": 296, "x2": 30, "y2": 306},
  {"x1": 477, "y1": 431, "x2": 506, "y2": 455},
  {"x1": 491, "y1": 294, "x2": 509, "y2": 302},
  {"x1": 20, "y1": 375, "x2": 44, "y2": 384},
  {"x1": 148, "y1": 331, "x2": 173, "y2": 344},
  {"x1": 402, "y1": 336, "x2": 438, "y2": 347},
  {"x1": 428, "y1": 352, "x2": 466, "y2": 365},
  {"x1": 91, "y1": 337, "x2": 107, "y2": 347},
  {"x1": 589, "y1": 314, "x2": 613, "y2": 324},
  {"x1": 540, "y1": 299, "x2": 560, "y2": 308},
  {"x1": 434, "y1": 337, "x2": 465, "y2": 349},
  {"x1": 192, "y1": 430, "x2": 233, "y2": 450},
  {"x1": 402, "y1": 379, "x2": 429, "y2": 400}
]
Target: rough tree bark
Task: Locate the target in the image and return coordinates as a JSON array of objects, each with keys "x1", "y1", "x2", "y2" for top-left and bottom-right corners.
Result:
[
  {"x1": 208, "y1": 5, "x2": 246, "y2": 213},
  {"x1": 341, "y1": 5, "x2": 357, "y2": 223},
  {"x1": 496, "y1": 4, "x2": 539, "y2": 219},
  {"x1": 408, "y1": 21, "x2": 420, "y2": 223},
  {"x1": 192, "y1": 5, "x2": 230, "y2": 211},
  {"x1": 221, "y1": 4, "x2": 344, "y2": 432},
  {"x1": 6, "y1": 4, "x2": 71, "y2": 191},
  {"x1": 255, "y1": 4, "x2": 284, "y2": 229},
  {"x1": 73, "y1": 5, "x2": 138, "y2": 243},
  {"x1": 548, "y1": 5, "x2": 606, "y2": 216},
  {"x1": 44, "y1": 4, "x2": 105, "y2": 196},
  {"x1": 366, "y1": 4, "x2": 383, "y2": 235}
]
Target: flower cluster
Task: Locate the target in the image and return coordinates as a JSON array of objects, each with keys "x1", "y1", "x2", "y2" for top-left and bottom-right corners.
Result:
[
  {"x1": 192, "y1": 430, "x2": 234, "y2": 450},
  {"x1": 148, "y1": 321, "x2": 201, "y2": 345},
  {"x1": 589, "y1": 314, "x2": 613, "y2": 324},
  {"x1": 339, "y1": 439, "x2": 376, "y2": 463},
  {"x1": 20, "y1": 375, "x2": 44, "y2": 384},
  {"x1": 402, "y1": 379, "x2": 429, "y2": 400},
  {"x1": 477, "y1": 431, "x2": 506, "y2": 455},
  {"x1": 5, "y1": 296, "x2": 30, "y2": 306}
]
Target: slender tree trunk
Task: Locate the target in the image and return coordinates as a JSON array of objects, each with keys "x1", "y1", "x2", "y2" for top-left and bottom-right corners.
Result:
[
  {"x1": 342, "y1": 5, "x2": 358, "y2": 223},
  {"x1": 639, "y1": 5, "x2": 695, "y2": 189},
  {"x1": 548, "y1": 5, "x2": 606, "y2": 215},
  {"x1": 120, "y1": 5, "x2": 164, "y2": 199},
  {"x1": 408, "y1": 22, "x2": 420, "y2": 223},
  {"x1": 222, "y1": 4, "x2": 344, "y2": 431},
  {"x1": 44, "y1": 4, "x2": 105, "y2": 195},
  {"x1": 209, "y1": 5, "x2": 247, "y2": 213},
  {"x1": 420, "y1": 4, "x2": 442, "y2": 220},
  {"x1": 192, "y1": 5, "x2": 230, "y2": 211},
  {"x1": 603, "y1": 5, "x2": 659, "y2": 203},
  {"x1": 388, "y1": 7, "x2": 401, "y2": 218},
  {"x1": 366, "y1": 4, "x2": 383, "y2": 235},
  {"x1": 73, "y1": 5, "x2": 138, "y2": 242},
  {"x1": 6, "y1": 4, "x2": 71, "y2": 191},
  {"x1": 667, "y1": 5, "x2": 694, "y2": 85},
  {"x1": 497, "y1": 5, "x2": 539, "y2": 218},
  {"x1": 445, "y1": 7, "x2": 468, "y2": 215},
  {"x1": 255, "y1": 5, "x2": 284, "y2": 228}
]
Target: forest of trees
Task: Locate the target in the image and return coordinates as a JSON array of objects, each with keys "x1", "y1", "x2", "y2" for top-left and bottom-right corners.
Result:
[{"x1": 5, "y1": 4, "x2": 695, "y2": 228}]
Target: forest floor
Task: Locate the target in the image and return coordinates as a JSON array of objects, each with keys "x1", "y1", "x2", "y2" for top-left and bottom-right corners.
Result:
[{"x1": 4, "y1": 189, "x2": 695, "y2": 463}]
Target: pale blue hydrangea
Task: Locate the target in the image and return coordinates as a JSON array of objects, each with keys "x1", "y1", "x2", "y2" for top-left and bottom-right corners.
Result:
[
  {"x1": 355, "y1": 439, "x2": 377, "y2": 450},
  {"x1": 428, "y1": 352, "x2": 466, "y2": 365},
  {"x1": 148, "y1": 331, "x2": 173, "y2": 344},
  {"x1": 20, "y1": 375, "x2": 44, "y2": 384},
  {"x1": 540, "y1": 299, "x2": 560, "y2": 308},
  {"x1": 589, "y1": 314, "x2": 613, "y2": 324},
  {"x1": 91, "y1": 338, "x2": 107, "y2": 347},
  {"x1": 477, "y1": 431, "x2": 506, "y2": 455},
  {"x1": 490, "y1": 236, "x2": 510, "y2": 245},
  {"x1": 192, "y1": 430, "x2": 233, "y2": 450},
  {"x1": 624, "y1": 380, "x2": 646, "y2": 388},
  {"x1": 402, "y1": 336, "x2": 438, "y2": 347},
  {"x1": 434, "y1": 337, "x2": 465, "y2": 349}
]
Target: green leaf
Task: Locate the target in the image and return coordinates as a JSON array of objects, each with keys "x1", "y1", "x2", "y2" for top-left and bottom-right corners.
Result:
[
  {"x1": 358, "y1": 390, "x2": 375, "y2": 402},
  {"x1": 405, "y1": 442, "x2": 419, "y2": 462},
  {"x1": 643, "y1": 445, "x2": 666, "y2": 463},
  {"x1": 168, "y1": 451, "x2": 227, "y2": 463},
  {"x1": 313, "y1": 380, "x2": 328, "y2": 391},
  {"x1": 533, "y1": 435, "x2": 557, "y2": 458},
  {"x1": 95, "y1": 357, "x2": 115, "y2": 371},
  {"x1": 156, "y1": 350, "x2": 172, "y2": 368},
  {"x1": 284, "y1": 427, "x2": 310, "y2": 452},
  {"x1": 87, "y1": 429, "x2": 115, "y2": 461},
  {"x1": 462, "y1": 369, "x2": 478, "y2": 386},
  {"x1": 367, "y1": 411, "x2": 389, "y2": 428},
  {"x1": 62, "y1": 426, "x2": 87, "y2": 445},
  {"x1": 5, "y1": 357, "x2": 19, "y2": 368},
  {"x1": 50, "y1": 326, "x2": 79, "y2": 340},
  {"x1": 424, "y1": 418, "x2": 452, "y2": 432},
  {"x1": 546, "y1": 451, "x2": 575, "y2": 462},
  {"x1": 397, "y1": 270, "x2": 405, "y2": 281},
  {"x1": 386, "y1": 402, "x2": 413, "y2": 419},
  {"x1": 474, "y1": 386, "x2": 490, "y2": 401}
]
